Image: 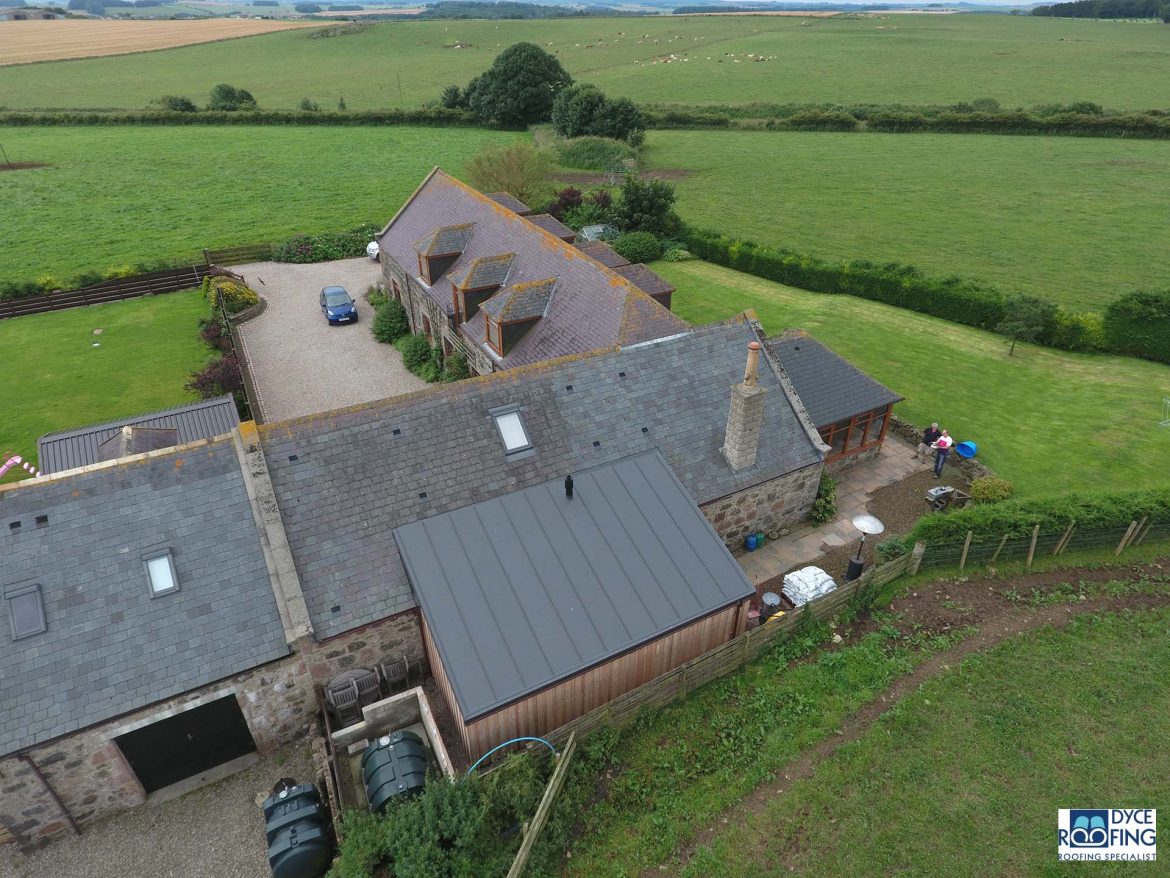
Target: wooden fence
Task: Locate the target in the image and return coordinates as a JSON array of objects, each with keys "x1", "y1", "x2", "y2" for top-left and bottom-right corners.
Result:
[
  {"x1": 506, "y1": 733, "x2": 577, "y2": 878},
  {"x1": 0, "y1": 266, "x2": 212, "y2": 319},
  {"x1": 542, "y1": 544, "x2": 923, "y2": 748},
  {"x1": 203, "y1": 243, "x2": 273, "y2": 266}
]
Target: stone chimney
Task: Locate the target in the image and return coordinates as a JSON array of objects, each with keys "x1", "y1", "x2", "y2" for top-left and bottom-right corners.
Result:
[{"x1": 722, "y1": 341, "x2": 767, "y2": 471}]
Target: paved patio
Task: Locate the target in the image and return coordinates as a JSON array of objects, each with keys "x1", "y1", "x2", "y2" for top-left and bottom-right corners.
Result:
[{"x1": 738, "y1": 436, "x2": 922, "y2": 587}]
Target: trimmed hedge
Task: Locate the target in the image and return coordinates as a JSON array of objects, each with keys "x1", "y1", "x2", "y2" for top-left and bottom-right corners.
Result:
[
  {"x1": 0, "y1": 108, "x2": 480, "y2": 127},
  {"x1": 612, "y1": 231, "x2": 663, "y2": 264},
  {"x1": 273, "y1": 224, "x2": 378, "y2": 263},
  {"x1": 1104, "y1": 289, "x2": 1170, "y2": 364}
]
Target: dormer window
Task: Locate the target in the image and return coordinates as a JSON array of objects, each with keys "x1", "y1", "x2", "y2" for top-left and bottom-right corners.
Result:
[
  {"x1": 479, "y1": 278, "x2": 556, "y2": 357},
  {"x1": 6, "y1": 583, "x2": 46, "y2": 640},
  {"x1": 144, "y1": 549, "x2": 179, "y2": 597},
  {"x1": 414, "y1": 223, "x2": 474, "y2": 284},
  {"x1": 490, "y1": 405, "x2": 532, "y2": 455}
]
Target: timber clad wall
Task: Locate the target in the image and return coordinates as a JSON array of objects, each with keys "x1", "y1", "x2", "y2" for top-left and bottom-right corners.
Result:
[{"x1": 427, "y1": 602, "x2": 748, "y2": 759}]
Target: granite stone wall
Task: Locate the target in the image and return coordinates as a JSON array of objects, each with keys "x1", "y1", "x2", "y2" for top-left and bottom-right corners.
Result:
[
  {"x1": 302, "y1": 609, "x2": 424, "y2": 684},
  {"x1": 701, "y1": 462, "x2": 822, "y2": 549}
]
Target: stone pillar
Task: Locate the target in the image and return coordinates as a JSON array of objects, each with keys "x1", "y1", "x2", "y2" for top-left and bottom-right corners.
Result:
[{"x1": 722, "y1": 342, "x2": 767, "y2": 471}]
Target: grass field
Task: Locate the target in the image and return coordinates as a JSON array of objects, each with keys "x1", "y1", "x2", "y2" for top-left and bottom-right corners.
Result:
[
  {"x1": 0, "y1": 19, "x2": 314, "y2": 66},
  {"x1": 648, "y1": 129, "x2": 1170, "y2": 313},
  {"x1": 0, "y1": 15, "x2": 1167, "y2": 110},
  {"x1": 0, "y1": 290, "x2": 211, "y2": 479},
  {"x1": 0, "y1": 125, "x2": 517, "y2": 283},
  {"x1": 658, "y1": 260, "x2": 1170, "y2": 498},
  {"x1": 678, "y1": 607, "x2": 1170, "y2": 877}
]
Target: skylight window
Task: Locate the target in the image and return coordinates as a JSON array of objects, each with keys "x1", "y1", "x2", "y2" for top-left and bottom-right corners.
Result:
[
  {"x1": 7, "y1": 584, "x2": 46, "y2": 640},
  {"x1": 491, "y1": 406, "x2": 532, "y2": 455},
  {"x1": 144, "y1": 551, "x2": 179, "y2": 597}
]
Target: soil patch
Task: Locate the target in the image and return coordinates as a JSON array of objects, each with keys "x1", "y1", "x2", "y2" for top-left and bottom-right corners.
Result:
[
  {"x1": 552, "y1": 169, "x2": 691, "y2": 185},
  {"x1": 0, "y1": 162, "x2": 50, "y2": 172},
  {"x1": 653, "y1": 559, "x2": 1170, "y2": 875}
]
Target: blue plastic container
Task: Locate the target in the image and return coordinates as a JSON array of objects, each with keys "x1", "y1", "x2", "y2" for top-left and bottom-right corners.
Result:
[
  {"x1": 745, "y1": 533, "x2": 758, "y2": 552},
  {"x1": 955, "y1": 441, "x2": 977, "y2": 459}
]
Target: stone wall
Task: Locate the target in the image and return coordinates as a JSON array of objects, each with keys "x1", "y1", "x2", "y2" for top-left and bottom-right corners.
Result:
[
  {"x1": 701, "y1": 462, "x2": 822, "y2": 550},
  {"x1": 0, "y1": 654, "x2": 316, "y2": 850},
  {"x1": 888, "y1": 414, "x2": 994, "y2": 481},
  {"x1": 826, "y1": 443, "x2": 881, "y2": 474},
  {"x1": 301, "y1": 609, "x2": 424, "y2": 684}
]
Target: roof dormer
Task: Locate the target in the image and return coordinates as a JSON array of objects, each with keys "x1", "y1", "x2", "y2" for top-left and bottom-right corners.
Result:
[
  {"x1": 450, "y1": 253, "x2": 515, "y2": 323},
  {"x1": 415, "y1": 223, "x2": 474, "y2": 284},
  {"x1": 480, "y1": 278, "x2": 556, "y2": 357}
]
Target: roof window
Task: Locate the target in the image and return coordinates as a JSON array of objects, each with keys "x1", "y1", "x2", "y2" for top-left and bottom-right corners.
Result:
[
  {"x1": 491, "y1": 405, "x2": 532, "y2": 455},
  {"x1": 144, "y1": 550, "x2": 179, "y2": 597},
  {"x1": 7, "y1": 584, "x2": 46, "y2": 640}
]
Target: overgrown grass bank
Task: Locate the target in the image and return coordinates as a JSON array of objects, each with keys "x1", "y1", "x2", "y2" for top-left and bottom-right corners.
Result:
[
  {"x1": 678, "y1": 605, "x2": 1170, "y2": 877},
  {"x1": 657, "y1": 259, "x2": 1170, "y2": 498}
]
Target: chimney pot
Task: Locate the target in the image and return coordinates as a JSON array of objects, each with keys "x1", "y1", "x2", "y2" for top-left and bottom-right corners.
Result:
[
  {"x1": 744, "y1": 341, "x2": 761, "y2": 388},
  {"x1": 565, "y1": 474, "x2": 574, "y2": 499}
]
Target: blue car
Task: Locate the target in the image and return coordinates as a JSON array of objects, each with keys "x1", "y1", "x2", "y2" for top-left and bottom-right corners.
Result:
[{"x1": 320, "y1": 286, "x2": 358, "y2": 325}]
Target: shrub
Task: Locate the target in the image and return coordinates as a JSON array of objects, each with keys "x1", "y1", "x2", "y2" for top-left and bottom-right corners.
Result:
[
  {"x1": 198, "y1": 316, "x2": 231, "y2": 352},
  {"x1": 439, "y1": 84, "x2": 465, "y2": 110},
  {"x1": 614, "y1": 175, "x2": 680, "y2": 237},
  {"x1": 662, "y1": 247, "x2": 694, "y2": 262},
  {"x1": 298, "y1": 97, "x2": 320, "y2": 112},
  {"x1": 272, "y1": 223, "x2": 378, "y2": 263},
  {"x1": 612, "y1": 231, "x2": 663, "y2": 264},
  {"x1": 809, "y1": 473, "x2": 837, "y2": 525},
  {"x1": 970, "y1": 477, "x2": 1016, "y2": 504},
  {"x1": 551, "y1": 84, "x2": 647, "y2": 143},
  {"x1": 876, "y1": 536, "x2": 910, "y2": 562},
  {"x1": 464, "y1": 142, "x2": 552, "y2": 205},
  {"x1": 395, "y1": 333, "x2": 432, "y2": 373},
  {"x1": 443, "y1": 351, "x2": 470, "y2": 381},
  {"x1": 1051, "y1": 309, "x2": 1104, "y2": 351},
  {"x1": 202, "y1": 276, "x2": 259, "y2": 315},
  {"x1": 1103, "y1": 289, "x2": 1170, "y2": 364},
  {"x1": 555, "y1": 136, "x2": 636, "y2": 171},
  {"x1": 563, "y1": 202, "x2": 612, "y2": 230},
  {"x1": 207, "y1": 84, "x2": 257, "y2": 112},
  {"x1": 157, "y1": 95, "x2": 197, "y2": 113},
  {"x1": 372, "y1": 299, "x2": 409, "y2": 344},
  {"x1": 186, "y1": 353, "x2": 243, "y2": 400},
  {"x1": 366, "y1": 287, "x2": 388, "y2": 309}
]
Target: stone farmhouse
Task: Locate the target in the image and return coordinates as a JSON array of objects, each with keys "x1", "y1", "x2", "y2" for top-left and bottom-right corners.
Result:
[{"x1": 0, "y1": 181, "x2": 901, "y2": 849}]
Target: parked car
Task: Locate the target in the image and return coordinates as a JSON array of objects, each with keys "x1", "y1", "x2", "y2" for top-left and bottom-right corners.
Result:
[
  {"x1": 320, "y1": 286, "x2": 358, "y2": 325},
  {"x1": 366, "y1": 240, "x2": 380, "y2": 261}
]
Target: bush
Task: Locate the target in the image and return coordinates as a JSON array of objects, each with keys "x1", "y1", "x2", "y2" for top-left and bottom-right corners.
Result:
[
  {"x1": 202, "y1": 276, "x2": 259, "y2": 315},
  {"x1": 157, "y1": 95, "x2": 197, "y2": 113},
  {"x1": 1104, "y1": 289, "x2": 1170, "y2": 364},
  {"x1": 443, "y1": 351, "x2": 470, "y2": 381},
  {"x1": 970, "y1": 477, "x2": 1016, "y2": 504},
  {"x1": 876, "y1": 536, "x2": 910, "y2": 562},
  {"x1": 809, "y1": 473, "x2": 837, "y2": 525},
  {"x1": 562, "y1": 202, "x2": 612, "y2": 230},
  {"x1": 298, "y1": 97, "x2": 320, "y2": 112},
  {"x1": 366, "y1": 287, "x2": 388, "y2": 309},
  {"x1": 186, "y1": 353, "x2": 243, "y2": 401},
  {"x1": 464, "y1": 141, "x2": 553, "y2": 206},
  {"x1": 198, "y1": 316, "x2": 231, "y2": 352},
  {"x1": 612, "y1": 231, "x2": 663, "y2": 264},
  {"x1": 372, "y1": 299, "x2": 409, "y2": 344},
  {"x1": 207, "y1": 84, "x2": 257, "y2": 112},
  {"x1": 551, "y1": 84, "x2": 646, "y2": 142},
  {"x1": 273, "y1": 223, "x2": 378, "y2": 263},
  {"x1": 555, "y1": 136, "x2": 636, "y2": 171},
  {"x1": 614, "y1": 175, "x2": 679, "y2": 237},
  {"x1": 1051, "y1": 309, "x2": 1104, "y2": 351},
  {"x1": 395, "y1": 333, "x2": 432, "y2": 373},
  {"x1": 662, "y1": 247, "x2": 694, "y2": 262}
]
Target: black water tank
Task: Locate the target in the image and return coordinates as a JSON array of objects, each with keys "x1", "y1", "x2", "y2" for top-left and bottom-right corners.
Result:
[
  {"x1": 361, "y1": 730, "x2": 427, "y2": 813},
  {"x1": 262, "y1": 781, "x2": 332, "y2": 878}
]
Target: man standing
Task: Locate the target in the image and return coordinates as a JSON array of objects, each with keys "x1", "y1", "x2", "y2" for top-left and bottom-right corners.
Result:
[
  {"x1": 915, "y1": 422, "x2": 941, "y2": 460},
  {"x1": 932, "y1": 429, "x2": 954, "y2": 479}
]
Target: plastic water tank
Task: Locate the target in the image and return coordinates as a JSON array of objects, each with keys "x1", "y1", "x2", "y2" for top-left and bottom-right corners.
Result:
[
  {"x1": 361, "y1": 730, "x2": 428, "y2": 814},
  {"x1": 262, "y1": 781, "x2": 332, "y2": 878}
]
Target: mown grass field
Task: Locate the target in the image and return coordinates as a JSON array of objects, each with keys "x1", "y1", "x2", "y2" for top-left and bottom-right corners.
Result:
[
  {"x1": 658, "y1": 260, "x2": 1170, "y2": 498},
  {"x1": 0, "y1": 290, "x2": 211, "y2": 480},
  {"x1": 649, "y1": 130, "x2": 1170, "y2": 314},
  {"x1": 0, "y1": 125, "x2": 517, "y2": 283},
  {"x1": 676, "y1": 607, "x2": 1170, "y2": 877},
  {"x1": 1, "y1": 15, "x2": 1167, "y2": 111}
]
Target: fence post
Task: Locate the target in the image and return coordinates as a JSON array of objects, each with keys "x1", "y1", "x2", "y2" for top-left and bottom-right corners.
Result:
[
  {"x1": 1115, "y1": 520, "x2": 1139, "y2": 556},
  {"x1": 909, "y1": 541, "x2": 925, "y2": 575},
  {"x1": 990, "y1": 532, "x2": 1009, "y2": 564},
  {"x1": 1054, "y1": 522, "x2": 1076, "y2": 555},
  {"x1": 1134, "y1": 519, "x2": 1154, "y2": 547},
  {"x1": 1026, "y1": 524, "x2": 1040, "y2": 569},
  {"x1": 202, "y1": 248, "x2": 212, "y2": 265},
  {"x1": 959, "y1": 531, "x2": 973, "y2": 571}
]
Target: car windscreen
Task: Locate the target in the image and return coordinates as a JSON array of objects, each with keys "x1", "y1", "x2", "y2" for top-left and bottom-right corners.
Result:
[{"x1": 324, "y1": 291, "x2": 351, "y2": 307}]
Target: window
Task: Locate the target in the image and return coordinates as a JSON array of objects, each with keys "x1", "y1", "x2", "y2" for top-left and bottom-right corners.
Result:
[
  {"x1": 491, "y1": 405, "x2": 532, "y2": 455},
  {"x1": 6, "y1": 584, "x2": 46, "y2": 640},
  {"x1": 144, "y1": 550, "x2": 179, "y2": 597},
  {"x1": 485, "y1": 317, "x2": 501, "y2": 354}
]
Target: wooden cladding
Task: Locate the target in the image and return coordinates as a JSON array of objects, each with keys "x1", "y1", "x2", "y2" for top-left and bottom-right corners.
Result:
[{"x1": 818, "y1": 403, "x2": 892, "y2": 461}]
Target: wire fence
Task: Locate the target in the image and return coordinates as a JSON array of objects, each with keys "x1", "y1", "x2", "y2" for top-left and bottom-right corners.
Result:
[{"x1": 918, "y1": 518, "x2": 1170, "y2": 572}]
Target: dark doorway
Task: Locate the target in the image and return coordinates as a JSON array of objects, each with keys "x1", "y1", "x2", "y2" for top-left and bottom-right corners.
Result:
[{"x1": 115, "y1": 695, "x2": 256, "y2": 794}]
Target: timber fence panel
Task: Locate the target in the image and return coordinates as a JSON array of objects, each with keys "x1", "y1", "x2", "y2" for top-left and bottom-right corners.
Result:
[
  {"x1": 0, "y1": 266, "x2": 210, "y2": 319},
  {"x1": 203, "y1": 243, "x2": 274, "y2": 265}
]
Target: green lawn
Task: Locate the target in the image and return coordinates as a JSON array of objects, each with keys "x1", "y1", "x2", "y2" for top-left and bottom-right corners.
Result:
[
  {"x1": 647, "y1": 129, "x2": 1170, "y2": 314},
  {"x1": 0, "y1": 290, "x2": 212, "y2": 477},
  {"x1": 659, "y1": 260, "x2": 1170, "y2": 498},
  {"x1": 678, "y1": 606, "x2": 1170, "y2": 878},
  {"x1": 1, "y1": 15, "x2": 1168, "y2": 111},
  {"x1": 0, "y1": 125, "x2": 517, "y2": 283}
]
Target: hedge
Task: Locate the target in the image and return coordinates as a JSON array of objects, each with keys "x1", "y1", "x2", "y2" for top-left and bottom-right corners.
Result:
[
  {"x1": 273, "y1": 224, "x2": 378, "y2": 263},
  {"x1": 0, "y1": 108, "x2": 480, "y2": 128},
  {"x1": 1103, "y1": 289, "x2": 1170, "y2": 364}
]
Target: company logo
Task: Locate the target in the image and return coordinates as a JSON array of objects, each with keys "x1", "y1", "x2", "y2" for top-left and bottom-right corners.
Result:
[{"x1": 1059, "y1": 809, "x2": 1157, "y2": 862}]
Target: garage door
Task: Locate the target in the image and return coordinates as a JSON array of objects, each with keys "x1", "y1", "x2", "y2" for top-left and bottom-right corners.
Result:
[{"x1": 115, "y1": 695, "x2": 257, "y2": 794}]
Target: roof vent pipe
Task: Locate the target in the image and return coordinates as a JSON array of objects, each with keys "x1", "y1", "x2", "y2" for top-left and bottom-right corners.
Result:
[{"x1": 565, "y1": 474, "x2": 574, "y2": 499}]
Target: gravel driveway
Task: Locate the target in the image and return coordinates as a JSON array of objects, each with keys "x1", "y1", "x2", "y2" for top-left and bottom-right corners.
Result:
[
  {"x1": 234, "y1": 258, "x2": 426, "y2": 423},
  {"x1": 0, "y1": 742, "x2": 315, "y2": 878}
]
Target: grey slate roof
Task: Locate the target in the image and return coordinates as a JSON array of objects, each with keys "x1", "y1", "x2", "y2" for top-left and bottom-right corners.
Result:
[
  {"x1": 0, "y1": 438, "x2": 288, "y2": 756},
  {"x1": 378, "y1": 169, "x2": 687, "y2": 371},
  {"x1": 451, "y1": 253, "x2": 515, "y2": 291},
  {"x1": 614, "y1": 263, "x2": 674, "y2": 297},
  {"x1": 261, "y1": 316, "x2": 822, "y2": 639},
  {"x1": 36, "y1": 396, "x2": 240, "y2": 475},
  {"x1": 479, "y1": 278, "x2": 556, "y2": 322},
  {"x1": 575, "y1": 240, "x2": 629, "y2": 269},
  {"x1": 415, "y1": 223, "x2": 474, "y2": 257},
  {"x1": 396, "y1": 451, "x2": 753, "y2": 721},
  {"x1": 526, "y1": 213, "x2": 576, "y2": 241},
  {"x1": 486, "y1": 192, "x2": 530, "y2": 216},
  {"x1": 765, "y1": 330, "x2": 902, "y2": 428}
]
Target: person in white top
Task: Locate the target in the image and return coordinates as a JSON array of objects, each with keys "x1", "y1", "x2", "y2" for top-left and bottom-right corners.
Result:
[{"x1": 931, "y1": 429, "x2": 954, "y2": 479}]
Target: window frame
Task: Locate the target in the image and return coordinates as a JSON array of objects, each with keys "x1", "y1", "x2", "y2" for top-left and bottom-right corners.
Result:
[
  {"x1": 143, "y1": 549, "x2": 180, "y2": 598},
  {"x1": 6, "y1": 582, "x2": 47, "y2": 640},
  {"x1": 489, "y1": 404, "x2": 533, "y2": 456}
]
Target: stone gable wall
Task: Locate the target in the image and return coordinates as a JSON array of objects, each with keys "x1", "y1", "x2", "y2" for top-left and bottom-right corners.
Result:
[
  {"x1": 702, "y1": 462, "x2": 821, "y2": 550},
  {"x1": 302, "y1": 609, "x2": 424, "y2": 683}
]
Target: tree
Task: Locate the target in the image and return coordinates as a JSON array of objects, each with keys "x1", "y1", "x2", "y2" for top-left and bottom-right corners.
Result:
[
  {"x1": 157, "y1": 95, "x2": 197, "y2": 112},
  {"x1": 996, "y1": 294, "x2": 1057, "y2": 355},
  {"x1": 208, "y1": 84, "x2": 257, "y2": 112},
  {"x1": 464, "y1": 142, "x2": 553, "y2": 205},
  {"x1": 439, "y1": 84, "x2": 465, "y2": 110},
  {"x1": 1162, "y1": 2, "x2": 1170, "y2": 21},
  {"x1": 465, "y1": 42, "x2": 572, "y2": 127},
  {"x1": 614, "y1": 174, "x2": 679, "y2": 237},
  {"x1": 551, "y1": 84, "x2": 646, "y2": 143},
  {"x1": 298, "y1": 97, "x2": 320, "y2": 112}
]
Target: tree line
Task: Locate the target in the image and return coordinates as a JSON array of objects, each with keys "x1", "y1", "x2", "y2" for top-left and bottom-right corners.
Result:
[{"x1": 1033, "y1": 0, "x2": 1170, "y2": 19}]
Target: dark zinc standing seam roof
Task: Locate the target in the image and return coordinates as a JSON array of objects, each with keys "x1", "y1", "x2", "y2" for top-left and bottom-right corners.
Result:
[
  {"x1": 765, "y1": 330, "x2": 902, "y2": 428},
  {"x1": 36, "y1": 395, "x2": 240, "y2": 475},
  {"x1": 261, "y1": 317, "x2": 822, "y2": 640},
  {"x1": 395, "y1": 451, "x2": 754, "y2": 722},
  {"x1": 0, "y1": 438, "x2": 288, "y2": 756}
]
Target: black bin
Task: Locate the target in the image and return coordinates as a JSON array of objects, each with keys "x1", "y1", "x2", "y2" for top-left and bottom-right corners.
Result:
[
  {"x1": 361, "y1": 730, "x2": 427, "y2": 813},
  {"x1": 262, "y1": 781, "x2": 332, "y2": 878}
]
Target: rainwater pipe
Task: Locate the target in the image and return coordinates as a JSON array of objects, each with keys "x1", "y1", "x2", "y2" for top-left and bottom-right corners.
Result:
[
  {"x1": 465, "y1": 737, "x2": 557, "y2": 777},
  {"x1": 0, "y1": 454, "x2": 40, "y2": 479}
]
